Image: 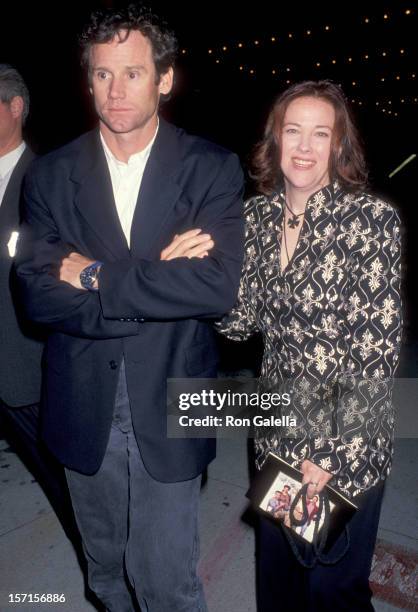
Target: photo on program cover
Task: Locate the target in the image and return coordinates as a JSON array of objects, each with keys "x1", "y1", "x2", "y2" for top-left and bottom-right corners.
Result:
[{"x1": 259, "y1": 471, "x2": 336, "y2": 543}]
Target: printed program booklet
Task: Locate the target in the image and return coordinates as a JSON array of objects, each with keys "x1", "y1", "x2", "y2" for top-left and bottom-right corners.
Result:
[{"x1": 247, "y1": 453, "x2": 358, "y2": 551}]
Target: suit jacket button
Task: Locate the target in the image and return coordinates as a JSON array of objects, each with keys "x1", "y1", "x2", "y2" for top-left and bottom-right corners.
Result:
[{"x1": 109, "y1": 360, "x2": 118, "y2": 370}]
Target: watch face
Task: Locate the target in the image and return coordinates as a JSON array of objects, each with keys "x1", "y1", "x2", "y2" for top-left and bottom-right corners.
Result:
[{"x1": 80, "y1": 262, "x2": 101, "y2": 290}]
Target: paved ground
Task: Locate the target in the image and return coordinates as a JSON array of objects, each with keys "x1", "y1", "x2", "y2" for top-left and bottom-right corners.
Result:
[{"x1": 0, "y1": 432, "x2": 417, "y2": 612}]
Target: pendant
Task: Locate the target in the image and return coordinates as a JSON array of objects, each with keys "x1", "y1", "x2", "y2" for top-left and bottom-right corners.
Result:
[{"x1": 287, "y1": 216, "x2": 300, "y2": 229}]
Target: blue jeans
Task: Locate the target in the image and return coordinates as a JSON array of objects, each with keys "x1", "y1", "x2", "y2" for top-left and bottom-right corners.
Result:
[{"x1": 65, "y1": 362, "x2": 207, "y2": 612}]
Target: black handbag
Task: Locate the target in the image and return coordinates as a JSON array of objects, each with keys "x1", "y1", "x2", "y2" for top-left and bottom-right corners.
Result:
[{"x1": 246, "y1": 453, "x2": 357, "y2": 568}]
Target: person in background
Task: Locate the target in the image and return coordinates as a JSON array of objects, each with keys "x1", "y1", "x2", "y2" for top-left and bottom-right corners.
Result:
[
  {"x1": 0, "y1": 64, "x2": 74, "y2": 531},
  {"x1": 266, "y1": 490, "x2": 281, "y2": 514},
  {"x1": 299, "y1": 494, "x2": 319, "y2": 537},
  {"x1": 166, "y1": 80, "x2": 402, "y2": 611},
  {"x1": 15, "y1": 5, "x2": 244, "y2": 611}
]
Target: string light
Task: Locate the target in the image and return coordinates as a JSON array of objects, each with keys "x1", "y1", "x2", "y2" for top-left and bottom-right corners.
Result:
[
  {"x1": 194, "y1": 12, "x2": 415, "y2": 68},
  {"x1": 220, "y1": 61, "x2": 414, "y2": 81},
  {"x1": 198, "y1": 14, "x2": 414, "y2": 124},
  {"x1": 212, "y1": 50, "x2": 415, "y2": 113}
]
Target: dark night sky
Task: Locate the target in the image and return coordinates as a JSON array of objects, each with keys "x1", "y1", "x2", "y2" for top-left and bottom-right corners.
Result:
[
  {"x1": 1, "y1": 1, "x2": 416, "y2": 160},
  {"x1": 1, "y1": 0, "x2": 417, "y2": 353}
]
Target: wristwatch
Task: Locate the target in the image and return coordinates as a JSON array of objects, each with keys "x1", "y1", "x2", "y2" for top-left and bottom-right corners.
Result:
[{"x1": 79, "y1": 261, "x2": 103, "y2": 291}]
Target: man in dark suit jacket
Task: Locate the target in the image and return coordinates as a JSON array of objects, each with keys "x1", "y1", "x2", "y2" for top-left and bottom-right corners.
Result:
[
  {"x1": 16, "y1": 7, "x2": 244, "y2": 612},
  {"x1": 0, "y1": 64, "x2": 73, "y2": 525}
]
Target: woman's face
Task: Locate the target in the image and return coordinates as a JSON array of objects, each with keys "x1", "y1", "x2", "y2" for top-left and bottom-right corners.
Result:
[{"x1": 279, "y1": 96, "x2": 335, "y2": 197}]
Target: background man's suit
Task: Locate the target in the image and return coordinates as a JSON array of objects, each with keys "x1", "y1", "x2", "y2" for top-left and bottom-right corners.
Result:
[
  {"x1": 0, "y1": 147, "x2": 41, "y2": 404},
  {"x1": 16, "y1": 118, "x2": 244, "y2": 481},
  {"x1": 0, "y1": 146, "x2": 74, "y2": 530}
]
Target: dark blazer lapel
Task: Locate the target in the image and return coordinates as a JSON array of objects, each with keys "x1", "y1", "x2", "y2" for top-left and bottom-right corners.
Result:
[
  {"x1": 71, "y1": 130, "x2": 130, "y2": 261},
  {"x1": 129, "y1": 119, "x2": 183, "y2": 259}
]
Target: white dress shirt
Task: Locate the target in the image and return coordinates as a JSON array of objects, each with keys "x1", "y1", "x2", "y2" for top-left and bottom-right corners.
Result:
[
  {"x1": 100, "y1": 125, "x2": 158, "y2": 247},
  {"x1": 0, "y1": 141, "x2": 26, "y2": 207}
]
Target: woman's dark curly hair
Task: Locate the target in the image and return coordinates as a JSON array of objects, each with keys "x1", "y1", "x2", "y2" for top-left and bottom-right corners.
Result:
[
  {"x1": 79, "y1": 4, "x2": 178, "y2": 84},
  {"x1": 251, "y1": 80, "x2": 368, "y2": 195}
]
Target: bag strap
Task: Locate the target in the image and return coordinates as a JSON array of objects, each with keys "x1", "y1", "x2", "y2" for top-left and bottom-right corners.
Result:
[{"x1": 281, "y1": 483, "x2": 350, "y2": 568}]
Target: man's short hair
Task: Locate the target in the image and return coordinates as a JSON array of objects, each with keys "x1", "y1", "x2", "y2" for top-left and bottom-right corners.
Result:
[
  {"x1": 0, "y1": 64, "x2": 30, "y2": 124},
  {"x1": 79, "y1": 3, "x2": 178, "y2": 84}
]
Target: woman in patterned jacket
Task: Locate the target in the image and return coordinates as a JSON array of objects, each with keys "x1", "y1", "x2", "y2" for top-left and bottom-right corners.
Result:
[{"x1": 161, "y1": 80, "x2": 402, "y2": 612}]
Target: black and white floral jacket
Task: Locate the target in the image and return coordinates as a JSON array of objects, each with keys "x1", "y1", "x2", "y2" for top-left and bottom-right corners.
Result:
[{"x1": 217, "y1": 182, "x2": 402, "y2": 499}]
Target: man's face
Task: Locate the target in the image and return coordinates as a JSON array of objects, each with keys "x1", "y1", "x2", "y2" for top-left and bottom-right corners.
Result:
[
  {"x1": 0, "y1": 99, "x2": 20, "y2": 147},
  {"x1": 90, "y1": 30, "x2": 173, "y2": 136}
]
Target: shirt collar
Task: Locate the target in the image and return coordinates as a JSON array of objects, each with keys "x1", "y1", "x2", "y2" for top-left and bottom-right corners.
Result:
[
  {"x1": 0, "y1": 141, "x2": 26, "y2": 180},
  {"x1": 100, "y1": 119, "x2": 159, "y2": 168},
  {"x1": 273, "y1": 180, "x2": 342, "y2": 210}
]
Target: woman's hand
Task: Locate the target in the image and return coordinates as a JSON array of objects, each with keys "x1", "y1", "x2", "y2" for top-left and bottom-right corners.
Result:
[
  {"x1": 301, "y1": 459, "x2": 333, "y2": 497},
  {"x1": 160, "y1": 229, "x2": 214, "y2": 261}
]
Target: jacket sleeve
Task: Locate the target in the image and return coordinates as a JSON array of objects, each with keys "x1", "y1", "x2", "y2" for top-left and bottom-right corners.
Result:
[
  {"x1": 14, "y1": 169, "x2": 140, "y2": 339},
  {"x1": 215, "y1": 197, "x2": 259, "y2": 341},
  {"x1": 98, "y1": 154, "x2": 245, "y2": 321},
  {"x1": 307, "y1": 202, "x2": 402, "y2": 492}
]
